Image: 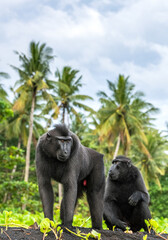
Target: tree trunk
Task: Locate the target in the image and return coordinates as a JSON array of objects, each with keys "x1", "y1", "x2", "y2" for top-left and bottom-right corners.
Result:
[
  {"x1": 24, "y1": 90, "x2": 36, "y2": 182},
  {"x1": 22, "y1": 90, "x2": 36, "y2": 210},
  {"x1": 18, "y1": 136, "x2": 21, "y2": 149},
  {"x1": 58, "y1": 184, "x2": 62, "y2": 205},
  {"x1": 67, "y1": 110, "x2": 70, "y2": 129},
  {"x1": 62, "y1": 106, "x2": 65, "y2": 124},
  {"x1": 124, "y1": 147, "x2": 129, "y2": 157},
  {"x1": 113, "y1": 134, "x2": 121, "y2": 159}
]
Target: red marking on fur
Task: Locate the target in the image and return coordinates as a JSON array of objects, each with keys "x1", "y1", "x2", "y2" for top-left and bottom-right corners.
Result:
[{"x1": 83, "y1": 179, "x2": 87, "y2": 186}]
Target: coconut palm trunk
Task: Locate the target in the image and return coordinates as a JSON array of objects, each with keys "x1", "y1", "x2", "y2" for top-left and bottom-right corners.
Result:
[
  {"x1": 22, "y1": 90, "x2": 36, "y2": 210},
  {"x1": 24, "y1": 89, "x2": 36, "y2": 182},
  {"x1": 62, "y1": 106, "x2": 65, "y2": 124},
  {"x1": 113, "y1": 134, "x2": 121, "y2": 159}
]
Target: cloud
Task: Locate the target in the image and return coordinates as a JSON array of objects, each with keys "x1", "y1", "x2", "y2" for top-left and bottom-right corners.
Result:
[{"x1": 0, "y1": 0, "x2": 168, "y2": 131}]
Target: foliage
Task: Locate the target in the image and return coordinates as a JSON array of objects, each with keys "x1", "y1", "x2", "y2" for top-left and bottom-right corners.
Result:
[
  {"x1": 149, "y1": 170, "x2": 168, "y2": 218},
  {"x1": 145, "y1": 218, "x2": 168, "y2": 235},
  {"x1": 50, "y1": 66, "x2": 94, "y2": 125},
  {"x1": 0, "y1": 145, "x2": 25, "y2": 180},
  {"x1": 0, "y1": 211, "x2": 168, "y2": 237},
  {"x1": 131, "y1": 128, "x2": 168, "y2": 188},
  {"x1": 0, "y1": 211, "x2": 102, "y2": 240},
  {"x1": 0, "y1": 71, "x2": 10, "y2": 101},
  {"x1": 0, "y1": 210, "x2": 43, "y2": 227},
  {"x1": 97, "y1": 74, "x2": 158, "y2": 157},
  {"x1": 0, "y1": 100, "x2": 13, "y2": 122},
  {"x1": 0, "y1": 107, "x2": 45, "y2": 147},
  {"x1": 0, "y1": 144, "x2": 41, "y2": 212},
  {"x1": 143, "y1": 234, "x2": 147, "y2": 240},
  {"x1": 40, "y1": 218, "x2": 63, "y2": 239},
  {"x1": 12, "y1": 40, "x2": 57, "y2": 114},
  {"x1": 65, "y1": 227, "x2": 101, "y2": 240},
  {"x1": 70, "y1": 113, "x2": 94, "y2": 147},
  {"x1": 0, "y1": 182, "x2": 41, "y2": 212}
]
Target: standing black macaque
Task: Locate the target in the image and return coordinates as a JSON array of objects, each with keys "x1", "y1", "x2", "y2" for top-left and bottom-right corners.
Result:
[
  {"x1": 103, "y1": 155, "x2": 151, "y2": 232},
  {"x1": 36, "y1": 124, "x2": 105, "y2": 229}
]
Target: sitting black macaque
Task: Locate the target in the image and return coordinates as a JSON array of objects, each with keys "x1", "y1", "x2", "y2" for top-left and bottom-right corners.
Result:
[
  {"x1": 36, "y1": 124, "x2": 105, "y2": 229},
  {"x1": 103, "y1": 155, "x2": 151, "y2": 232}
]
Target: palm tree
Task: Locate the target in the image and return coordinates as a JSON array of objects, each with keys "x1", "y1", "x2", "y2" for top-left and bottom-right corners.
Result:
[
  {"x1": 51, "y1": 66, "x2": 94, "y2": 126},
  {"x1": 97, "y1": 74, "x2": 158, "y2": 158},
  {"x1": 131, "y1": 128, "x2": 168, "y2": 188},
  {"x1": 11, "y1": 41, "x2": 58, "y2": 182}
]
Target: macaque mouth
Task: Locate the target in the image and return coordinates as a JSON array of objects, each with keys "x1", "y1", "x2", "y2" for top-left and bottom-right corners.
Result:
[
  {"x1": 109, "y1": 172, "x2": 118, "y2": 180},
  {"x1": 58, "y1": 155, "x2": 68, "y2": 160}
]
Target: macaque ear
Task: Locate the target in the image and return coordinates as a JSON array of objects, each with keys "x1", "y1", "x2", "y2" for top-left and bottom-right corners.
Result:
[
  {"x1": 47, "y1": 132, "x2": 51, "y2": 140},
  {"x1": 127, "y1": 162, "x2": 132, "y2": 168}
]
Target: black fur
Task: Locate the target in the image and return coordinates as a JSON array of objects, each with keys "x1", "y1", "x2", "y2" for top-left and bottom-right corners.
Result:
[
  {"x1": 103, "y1": 155, "x2": 151, "y2": 232},
  {"x1": 36, "y1": 124, "x2": 105, "y2": 229}
]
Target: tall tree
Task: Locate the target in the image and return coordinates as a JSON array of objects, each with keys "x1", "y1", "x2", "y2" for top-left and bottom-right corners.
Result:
[
  {"x1": 97, "y1": 75, "x2": 158, "y2": 158},
  {"x1": 51, "y1": 66, "x2": 94, "y2": 126},
  {"x1": 12, "y1": 41, "x2": 58, "y2": 182}
]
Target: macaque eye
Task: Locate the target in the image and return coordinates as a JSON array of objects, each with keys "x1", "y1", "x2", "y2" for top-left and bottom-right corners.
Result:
[{"x1": 116, "y1": 165, "x2": 120, "y2": 170}]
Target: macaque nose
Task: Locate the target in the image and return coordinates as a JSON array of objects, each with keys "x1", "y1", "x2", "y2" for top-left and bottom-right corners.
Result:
[{"x1": 64, "y1": 149, "x2": 68, "y2": 154}]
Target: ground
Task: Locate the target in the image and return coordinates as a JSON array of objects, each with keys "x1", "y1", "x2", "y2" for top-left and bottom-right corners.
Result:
[{"x1": 0, "y1": 227, "x2": 167, "y2": 240}]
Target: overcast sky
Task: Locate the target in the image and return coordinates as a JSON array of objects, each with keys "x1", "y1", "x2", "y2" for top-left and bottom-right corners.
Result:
[{"x1": 0, "y1": 0, "x2": 168, "y2": 131}]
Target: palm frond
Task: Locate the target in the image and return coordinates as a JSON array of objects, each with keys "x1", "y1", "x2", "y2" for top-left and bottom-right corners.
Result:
[
  {"x1": 73, "y1": 102, "x2": 95, "y2": 113},
  {"x1": 70, "y1": 94, "x2": 93, "y2": 101}
]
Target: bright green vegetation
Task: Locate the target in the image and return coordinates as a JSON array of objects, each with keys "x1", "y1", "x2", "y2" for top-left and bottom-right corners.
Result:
[
  {"x1": 0, "y1": 211, "x2": 101, "y2": 239},
  {"x1": 0, "y1": 210, "x2": 168, "y2": 235},
  {"x1": 0, "y1": 41, "x2": 168, "y2": 234}
]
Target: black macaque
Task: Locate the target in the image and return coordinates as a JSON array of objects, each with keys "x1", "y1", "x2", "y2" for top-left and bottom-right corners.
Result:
[
  {"x1": 36, "y1": 124, "x2": 105, "y2": 229},
  {"x1": 103, "y1": 155, "x2": 151, "y2": 232}
]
